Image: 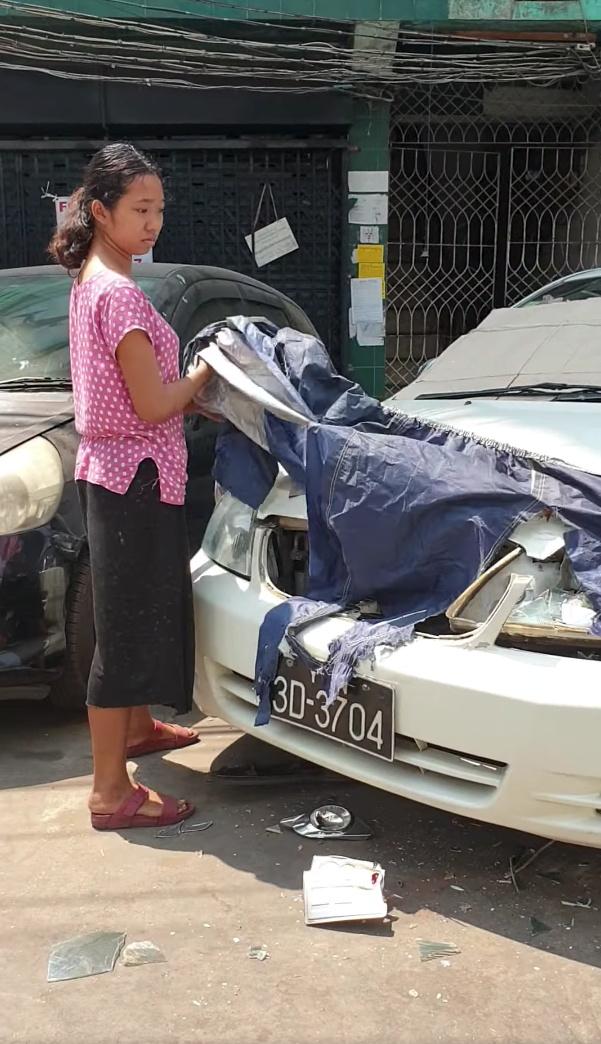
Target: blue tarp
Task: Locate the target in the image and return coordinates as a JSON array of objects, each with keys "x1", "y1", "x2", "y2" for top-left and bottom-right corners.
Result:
[{"x1": 184, "y1": 318, "x2": 601, "y2": 723}]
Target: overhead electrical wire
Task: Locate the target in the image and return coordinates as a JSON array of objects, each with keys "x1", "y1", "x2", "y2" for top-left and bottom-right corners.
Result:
[{"x1": 0, "y1": 0, "x2": 597, "y2": 94}]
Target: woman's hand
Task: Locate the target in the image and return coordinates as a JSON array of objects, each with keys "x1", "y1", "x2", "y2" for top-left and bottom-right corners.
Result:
[{"x1": 116, "y1": 330, "x2": 213, "y2": 424}]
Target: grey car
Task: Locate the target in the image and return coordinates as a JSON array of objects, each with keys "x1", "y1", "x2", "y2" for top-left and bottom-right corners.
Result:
[{"x1": 0, "y1": 263, "x2": 315, "y2": 709}]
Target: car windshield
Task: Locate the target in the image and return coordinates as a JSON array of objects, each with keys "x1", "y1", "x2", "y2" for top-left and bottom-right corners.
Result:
[
  {"x1": 0, "y1": 271, "x2": 161, "y2": 384},
  {"x1": 524, "y1": 275, "x2": 601, "y2": 305}
]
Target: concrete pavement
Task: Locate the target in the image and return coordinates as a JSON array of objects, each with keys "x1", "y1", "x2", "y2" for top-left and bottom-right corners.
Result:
[{"x1": 1, "y1": 702, "x2": 601, "y2": 1044}]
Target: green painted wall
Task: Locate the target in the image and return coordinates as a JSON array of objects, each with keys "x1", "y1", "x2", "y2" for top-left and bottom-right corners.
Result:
[
  {"x1": 4, "y1": 0, "x2": 601, "y2": 23},
  {"x1": 343, "y1": 97, "x2": 389, "y2": 400}
]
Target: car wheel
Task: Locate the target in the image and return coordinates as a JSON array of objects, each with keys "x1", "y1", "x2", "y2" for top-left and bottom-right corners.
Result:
[{"x1": 49, "y1": 553, "x2": 95, "y2": 711}]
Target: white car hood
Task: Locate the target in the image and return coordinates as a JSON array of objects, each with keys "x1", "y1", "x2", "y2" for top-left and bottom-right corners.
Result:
[
  {"x1": 258, "y1": 398, "x2": 601, "y2": 522},
  {"x1": 390, "y1": 398, "x2": 601, "y2": 476}
]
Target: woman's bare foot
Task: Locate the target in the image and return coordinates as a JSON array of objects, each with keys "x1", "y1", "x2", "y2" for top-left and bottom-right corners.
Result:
[
  {"x1": 126, "y1": 713, "x2": 199, "y2": 750},
  {"x1": 89, "y1": 783, "x2": 189, "y2": 818}
]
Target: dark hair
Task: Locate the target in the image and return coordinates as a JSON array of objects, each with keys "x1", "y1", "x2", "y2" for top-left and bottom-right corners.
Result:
[{"x1": 48, "y1": 142, "x2": 161, "y2": 270}]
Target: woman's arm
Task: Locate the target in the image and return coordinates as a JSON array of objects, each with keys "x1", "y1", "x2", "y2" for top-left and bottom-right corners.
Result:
[{"x1": 116, "y1": 330, "x2": 211, "y2": 424}]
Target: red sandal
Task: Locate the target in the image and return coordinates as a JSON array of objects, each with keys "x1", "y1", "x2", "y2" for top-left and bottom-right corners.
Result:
[
  {"x1": 126, "y1": 719, "x2": 200, "y2": 759},
  {"x1": 90, "y1": 784, "x2": 195, "y2": 831}
]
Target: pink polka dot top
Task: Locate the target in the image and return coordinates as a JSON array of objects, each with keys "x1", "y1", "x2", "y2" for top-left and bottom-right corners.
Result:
[{"x1": 69, "y1": 271, "x2": 187, "y2": 506}]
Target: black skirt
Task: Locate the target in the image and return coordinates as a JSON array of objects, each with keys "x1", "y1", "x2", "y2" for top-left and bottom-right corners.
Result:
[{"x1": 77, "y1": 459, "x2": 195, "y2": 713}]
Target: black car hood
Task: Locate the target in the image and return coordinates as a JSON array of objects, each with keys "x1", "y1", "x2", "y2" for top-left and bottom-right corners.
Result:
[{"x1": 0, "y1": 390, "x2": 74, "y2": 455}]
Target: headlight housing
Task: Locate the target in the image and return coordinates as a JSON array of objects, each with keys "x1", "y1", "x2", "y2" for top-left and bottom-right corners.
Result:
[
  {"x1": 0, "y1": 436, "x2": 64, "y2": 536},
  {"x1": 202, "y1": 492, "x2": 256, "y2": 578}
]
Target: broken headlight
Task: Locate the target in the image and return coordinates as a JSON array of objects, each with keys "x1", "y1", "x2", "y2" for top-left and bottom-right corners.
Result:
[
  {"x1": 202, "y1": 492, "x2": 256, "y2": 579},
  {"x1": 447, "y1": 514, "x2": 599, "y2": 647}
]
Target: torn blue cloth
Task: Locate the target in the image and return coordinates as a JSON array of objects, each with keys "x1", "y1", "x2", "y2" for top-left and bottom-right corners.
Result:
[
  {"x1": 254, "y1": 598, "x2": 413, "y2": 720},
  {"x1": 183, "y1": 318, "x2": 601, "y2": 724}
]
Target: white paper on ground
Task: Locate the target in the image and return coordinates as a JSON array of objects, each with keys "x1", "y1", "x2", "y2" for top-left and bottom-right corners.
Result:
[
  {"x1": 244, "y1": 217, "x2": 299, "y2": 267},
  {"x1": 356, "y1": 320, "x2": 385, "y2": 346},
  {"x1": 360, "y1": 225, "x2": 380, "y2": 244},
  {"x1": 348, "y1": 194, "x2": 388, "y2": 225},
  {"x1": 348, "y1": 170, "x2": 389, "y2": 193},
  {"x1": 350, "y1": 278, "x2": 384, "y2": 323},
  {"x1": 198, "y1": 341, "x2": 311, "y2": 428},
  {"x1": 303, "y1": 855, "x2": 387, "y2": 926}
]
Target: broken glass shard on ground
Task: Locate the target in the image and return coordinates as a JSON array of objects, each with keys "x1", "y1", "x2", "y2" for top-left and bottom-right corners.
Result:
[
  {"x1": 155, "y1": 820, "x2": 213, "y2": 838},
  {"x1": 281, "y1": 804, "x2": 372, "y2": 841},
  {"x1": 248, "y1": 946, "x2": 269, "y2": 961},
  {"x1": 530, "y1": 916, "x2": 552, "y2": 936},
  {"x1": 121, "y1": 941, "x2": 166, "y2": 967},
  {"x1": 419, "y1": 941, "x2": 461, "y2": 962},
  {"x1": 48, "y1": 931, "x2": 126, "y2": 982}
]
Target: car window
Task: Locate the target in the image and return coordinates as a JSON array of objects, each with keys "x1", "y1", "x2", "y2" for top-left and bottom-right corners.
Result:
[
  {"x1": 0, "y1": 272, "x2": 164, "y2": 383},
  {"x1": 524, "y1": 276, "x2": 601, "y2": 306},
  {"x1": 178, "y1": 278, "x2": 316, "y2": 348},
  {"x1": 183, "y1": 297, "x2": 292, "y2": 345}
]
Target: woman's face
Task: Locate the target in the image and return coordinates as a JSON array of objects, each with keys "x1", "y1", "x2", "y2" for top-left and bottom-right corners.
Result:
[{"x1": 94, "y1": 174, "x2": 165, "y2": 257}]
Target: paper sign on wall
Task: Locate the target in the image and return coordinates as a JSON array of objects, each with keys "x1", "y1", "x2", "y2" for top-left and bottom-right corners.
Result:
[
  {"x1": 54, "y1": 195, "x2": 153, "y2": 263},
  {"x1": 350, "y1": 278, "x2": 384, "y2": 323},
  {"x1": 348, "y1": 194, "x2": 388, "y2": 225},
  {"x1": 358, "y1": 262, "x2": 385, "y2": 297},
  {"x1": 349, "y1": 306, "x2": 385, "y2": 346},
  {"x1": 356, "y1": 321, "x2": 385, "y2": 346},
  {"x1": 360, "y1": 226, "x2": 380, "y2": 244},
  {"x1": 244, "y1": 217, "x2": 298, "y2": 268},
  {"x1": 356, "y1": 244, "x2": 384, "y2": 263},
  {"x1": 348, "y1": 170, "x2": 389, "y2": 193}
]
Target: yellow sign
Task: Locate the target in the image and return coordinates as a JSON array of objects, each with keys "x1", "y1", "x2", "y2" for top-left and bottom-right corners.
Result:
[{"x1": 356, "y1": 244, "x2": 384, "y2": 263}]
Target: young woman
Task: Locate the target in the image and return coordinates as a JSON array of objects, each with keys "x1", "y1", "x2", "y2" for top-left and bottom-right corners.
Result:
[{"x1": 50, "y1": 142, "x2": 212, "y2": 831}]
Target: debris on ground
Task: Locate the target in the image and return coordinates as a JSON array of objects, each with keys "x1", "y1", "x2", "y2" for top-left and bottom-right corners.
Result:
[
  {"x1": 530, "y1": 916, "x2": 552, "y2": 936},
  {"x1": 155, "y1": 820, "x2": 213, "y2": 838},
  {"x1": 248, "y1": 946, "x2": 269, "y2": 961},
  {"x1": 265, "y1": 825, "x2": 282, "y2": 834},
  {"x1": 303, "y1": 855, "x2": 387, "y2": 926},
  {"x1": 47, "y1": 931, "x2": 126, "y2": 983},
  {"x1": 419, "y1": 941, "x2": 461, "y2": 962},
  {"x1": 121, "y1": 941, "x2": 166, "y2": 967},
  {"x1": 508, "y1": 840, "x2": 555, "y2": 893},
  {"x1": 281, "y1": 805, "x2": 372, "y2": 841},
  {"x1": 537, "y1": 869, "x2": 563, "y2": 885},
  {"x1": 561, "y1": 898, "x2": 592, "y2": 909},
  {"x1": 450, "y1": 885, "x2": 465, "y2": 892}
]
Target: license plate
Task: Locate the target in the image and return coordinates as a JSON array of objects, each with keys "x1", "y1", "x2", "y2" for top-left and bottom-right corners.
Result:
[{"x1": 270, "y1": 658, "x2": 395, "y2": 762}]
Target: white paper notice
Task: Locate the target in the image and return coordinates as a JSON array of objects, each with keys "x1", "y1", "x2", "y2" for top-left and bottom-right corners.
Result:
[
  {"x1": 54, "y1": 195, "x2": 152, "y2": 263},
  {"x1": 245, "y1": 217, "x2": 298, "y2": 268},
  {"x1": 356, "y1": 320, "x2": 385, "y2": 346},
  {"x1": 360, "y1": 225, "x2": 380, "y2": 244},
  {"x1": 348, "y1": 307, "x2": 357, "y2": 339},
  {"x1": 54, "y1": 196, "x2": 69, "y2": 225},
  {"x1": 350, "y1": 278, "x2": 384, "y2": 323},
  {"x1": 348, "y1": 193, "x2": 388, "y2": 225},
  {"x1": 132, "y1": 248, "x2": 153, "y2": 264},
  {"x1": 348, "y1": 170, "x2": 389, "y2": 193}
]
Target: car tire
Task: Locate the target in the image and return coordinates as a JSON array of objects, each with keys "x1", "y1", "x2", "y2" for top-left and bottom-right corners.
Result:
[{"x1": 49, "y1": 553, "x2": 95, "y2": 711}]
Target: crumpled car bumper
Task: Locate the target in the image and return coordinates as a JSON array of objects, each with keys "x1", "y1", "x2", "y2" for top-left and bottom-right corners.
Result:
[{"x1": 192, "y1": 544, "x2": 601, "y2": 849}]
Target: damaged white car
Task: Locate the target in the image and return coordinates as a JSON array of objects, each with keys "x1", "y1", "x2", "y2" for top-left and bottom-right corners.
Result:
[{"x1": 191, "y1": 297, "x2": 601, "y2": 849}]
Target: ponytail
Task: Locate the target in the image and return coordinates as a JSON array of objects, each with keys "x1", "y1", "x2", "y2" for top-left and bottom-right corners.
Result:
[{"x1": 48, "y1": 186, "x2": 93, "y2": 270}]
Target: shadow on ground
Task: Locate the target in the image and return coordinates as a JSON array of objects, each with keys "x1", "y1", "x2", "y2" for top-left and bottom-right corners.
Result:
[{"x1": 2, "y1": 703, "x2": 601, "y2": 971}]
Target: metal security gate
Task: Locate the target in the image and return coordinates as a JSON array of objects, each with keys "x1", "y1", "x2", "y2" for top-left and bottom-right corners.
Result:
[
  {"x1": 387, "y1": 79, "x2": 601, "y2": 392},
  {"x1": 0, "y1": 138, "x2": 343, "y2": 360}
]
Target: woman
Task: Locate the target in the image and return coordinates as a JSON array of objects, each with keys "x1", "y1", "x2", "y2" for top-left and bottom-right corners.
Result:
[{"x1": 49, "y1": 142, "x2": 212, "y2": 831}]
